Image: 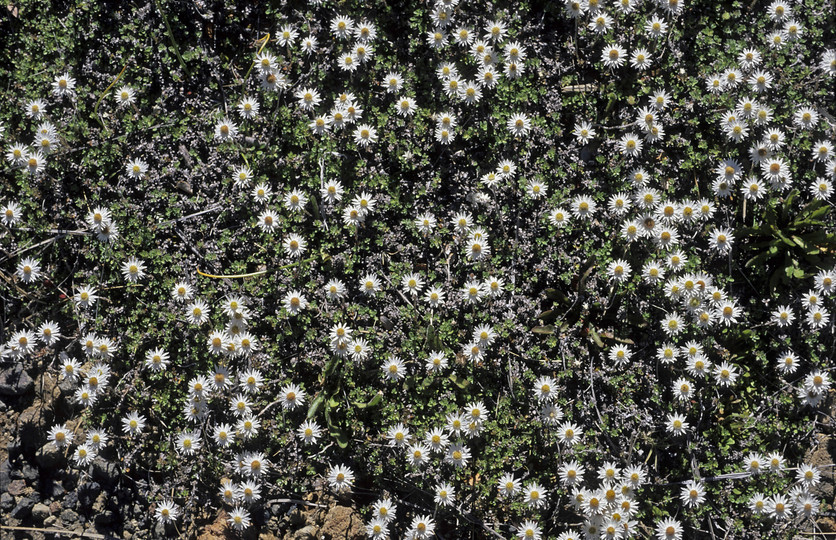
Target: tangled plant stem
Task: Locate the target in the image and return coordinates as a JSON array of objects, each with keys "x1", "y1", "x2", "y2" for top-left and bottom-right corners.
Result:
[{"x1": 196, "y1": 253, "x2": 329, "y2": 279}]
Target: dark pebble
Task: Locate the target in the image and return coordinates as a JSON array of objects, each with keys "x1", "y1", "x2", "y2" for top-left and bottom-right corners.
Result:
[
  {"x1": 22, "y1": 461, "x2": 39, "y2": 481},
  {"x1": 6, "y1": 478, "x2": 26, "y2": 496},
  {"x1": 60, "y1": 507, "x2": 79, "y2": 524},
  {"x1": 0, "y1": 459, "x2": 11, "y2": 492},
  {"x1": 0, "y1": 492, "x2": 14, "y2": 511},
  {"x1": 11, "y1": 496, "x2": 35, "y2": 519},
  {"x1": 46, "y1": 479, "x2": 66, "y2": 498},
  {"x1": 91, "y1": 456, "x2": 120, "y2": 487},
  {"x1": 0, "y1": 364, "x2": 34, "y2": 396}
]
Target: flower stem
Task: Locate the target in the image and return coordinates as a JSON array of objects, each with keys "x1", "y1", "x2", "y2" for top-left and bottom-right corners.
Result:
[
  {"x1": 153, "y1": 0, "x2": 191, "y2": 77},
  {"x1": 93, "y1": 63, "x2": 128, "y2": 132}
]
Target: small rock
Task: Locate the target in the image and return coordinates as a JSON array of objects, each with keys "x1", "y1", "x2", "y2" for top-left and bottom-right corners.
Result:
[
  {"x1": 58, "y1": 372, "x2": 76, "y2": 395},
  {"x1": 175, "y1": 180, "x2": 193, "y2": 195},
  {"x1": 91, "y1": 456, "x2": 120, "y2": 487},
  {"x1": 11, "y1": 496, "x2": 35, "y2": 519},
  {"x1": 7, "y1": 439, "x2": 22, "y2": 461},
  {"x1": 292, "y1": 525, "x2": 318, "y2": 540},
  {"x1": 196, "y1": 510, "x2": 229, "y2": 539},
  {"x1": 92, "y1": 491, "x2": 108, "y2": 513},
  {"x1": 60, "y1": 508, "x2": 79, "y2": 525},
  {"x1": 319, "y1": 505, "x2": 364, "y2": 540},
  {"x1": 62, "y1": 488, "x2": 78, "y2": 509},
  {"x1": 44, "y1": 515, "x2": 58, "y2": 528},
  {"x1": 152, "y1": 521, "x2": 167, "y2": 538},
  {"x1": 0, "y1": 459, "x2": 11, "y2": 492},
  {"x1": 22, "y1": 462, "x2": 39, "y2": 481},
  {"x1": 32, "y1": 502, "x2": 50, "y2": 522},
  {"x1": 580, "y1": 144, "x2": 595, "y2": 163},
  {"x1": 6, "y1": 478, "x2": 26, "y2": 496},
  {"x1": 46, "y1": 479, "x2": 66, "y2": 498},
  {"x1": 0, "y1": 492, "x2": 14, "y2": 511},
  {"x1": 19, "y1": 405, "x2": 50, "y2": 456},
  {"x1": 0, "y1": 364, "x2": 34, "y2": 396},
  {"x1": 35, "y1": 373, "x2": 61, "y2": 404},
  {"x1": 19, "y1": 403, "x2": 49, "y2": 428},
  {"x1": 36, "y1": 442, "x2": 62, "y2": 468}
]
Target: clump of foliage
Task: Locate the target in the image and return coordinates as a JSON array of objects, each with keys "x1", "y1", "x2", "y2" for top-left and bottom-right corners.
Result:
[{"x1": 0, "y1": 0, "x2": 835, "y2": 538}]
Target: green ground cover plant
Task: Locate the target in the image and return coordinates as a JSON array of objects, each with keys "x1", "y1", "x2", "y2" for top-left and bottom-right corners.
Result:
[{"x1": 0, "y1": 0, "x2": 835, "y2": 538}]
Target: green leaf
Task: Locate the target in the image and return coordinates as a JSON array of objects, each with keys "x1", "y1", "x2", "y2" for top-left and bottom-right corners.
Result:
[
  {"x1": 329, "y1": 424, "x2": 349, "y2": 448},
  {"x1": 323, "y1": 356, "x2": 340, "y2": 378},
  {"x1": 449, "y1": 373, "x2": 470, "y2": 390},
  {"x1": 764, "y1": 203, "x2": 777, "y2": 226},
  {"x1": 772, "y1": 229, "x2": 796, "y2": 248},
  {"x1": 577, "y1": 259, "x2": 596, "y2": 291},
  {"x1": 537, "y1": 310, "x2": 558, "y2": 322},
  {"x1": 798, "y1": 199, "x2": 827, "y2": 220},
  {"x1": 357, "y1": 391, "x2": 383, "y2": 409},
  {"x1": 306, "y1": 394, "x2": 324, "y2": 420},
  {"x1": 745, "y1": 251, "x2": 773, "y2": 268},
  {"x1": 544, "y1": 288, "x2": 569, "y2": 303},
  {"x1": 531, "y1": 325, "x2": 555, "y2": 335},
  {"x1": 587, "y1": 328, "x2": 605, "y2": 348},
  {"x1": 310, "y1": 196, "x2": 320, "y2": 220}
]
